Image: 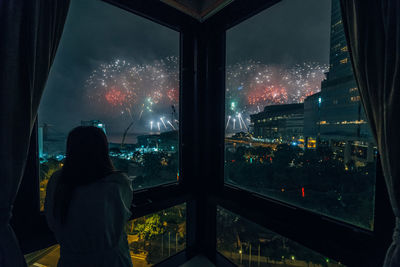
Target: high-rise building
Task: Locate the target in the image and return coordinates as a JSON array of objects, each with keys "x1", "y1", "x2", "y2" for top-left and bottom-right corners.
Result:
[{"x1": 304, "y1": 0, "x2": 375, "y2": 164}]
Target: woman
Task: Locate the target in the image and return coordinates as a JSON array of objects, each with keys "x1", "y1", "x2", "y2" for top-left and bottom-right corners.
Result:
[{"x1": 44, "y1": 126, "x2": 133, "y2": 267}]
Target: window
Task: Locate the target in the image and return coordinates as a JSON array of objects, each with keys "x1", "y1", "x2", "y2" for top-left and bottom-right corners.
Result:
[
  {"x1": 224, "y1": 0, "x2": 376, "y2": 230},
  {"x1": 38, "y1": 0, "x2": 180, "y2": 210},
  {"x1": 126, "y1": 203, "x2": 186, "y2": 266},
  {"x1": 217, "y1": 207, "x2": 344, "y2": 266},
  {"x1": 24, "y1": 204, "x2": 186, "y2": 266}
]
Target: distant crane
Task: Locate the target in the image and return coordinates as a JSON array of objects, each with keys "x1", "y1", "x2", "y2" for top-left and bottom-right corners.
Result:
[{"x1": 121, "y1": 121, "x2": 134, "y2": 149}]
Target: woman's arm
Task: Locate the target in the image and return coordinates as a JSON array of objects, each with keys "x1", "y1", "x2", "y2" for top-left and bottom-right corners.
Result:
[{"x1": 44, "y1": 170, "x2": 61, "y2": 232}]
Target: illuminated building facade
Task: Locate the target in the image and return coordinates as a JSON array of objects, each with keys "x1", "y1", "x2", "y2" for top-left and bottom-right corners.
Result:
[
  {"x1": 137, "y1": 130, "x2": 178, "y2": 152},
  {"x1": 250, "y1": 103, "x2": 304, "y2": 141},
  {"x1": 303, "y1": 0, "x2": 375, "y2": 164},
  {"x1": 137, "y1": 134, "x2": 160, "y2": 149}
]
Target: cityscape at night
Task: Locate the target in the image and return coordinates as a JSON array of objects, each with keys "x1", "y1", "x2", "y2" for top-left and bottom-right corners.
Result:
[
  {"x1": 34, "y1": 0, "x2": 376, "y2": 266},
  {"x1": 4, "y1": 0, "x2": 398, "y2": 263},
  {"x1": 224, "y1": 0, "x2": 376, "y2": 234}
]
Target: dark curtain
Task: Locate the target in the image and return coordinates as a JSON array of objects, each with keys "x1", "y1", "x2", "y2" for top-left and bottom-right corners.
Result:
[
  {"x1": 340, "y1": 0, "x2": 400, "y2": 266},
  {"x1": 0, "y1": 0, "x2": 70, "y2": 266}
]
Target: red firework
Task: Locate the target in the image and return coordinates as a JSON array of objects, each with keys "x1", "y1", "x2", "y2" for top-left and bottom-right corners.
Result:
[
  {"x1": 248, "y1": 86, "x2": 288, "y2": 105},
  {"x1": 167, "y1": 88, "x2": 179, "y2": 103},
  {"x1": 299, "y1": 90, "x2": 315, "y2": 103},
  {"x1": 105, "y1": 87, "x2": 127, "y2": 106}
]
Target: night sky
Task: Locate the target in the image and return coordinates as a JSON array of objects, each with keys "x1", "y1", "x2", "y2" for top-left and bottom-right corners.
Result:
[
  {"x1": 227, "y1": 0, "x2": 331, "y2": 65},
  {"x1": 39, "y1": 0, "x2": 331, "y2": 142}
]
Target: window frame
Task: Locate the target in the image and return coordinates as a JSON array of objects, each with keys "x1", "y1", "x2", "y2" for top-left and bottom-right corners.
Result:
[
  {"x1": 11, "y1": 1, "x2": 394, "y2": 266},
  {"x1": 206, "y1": 0, "x2": 394, "y2": 266},
  {"x1": 13, "y1": 2, "x2": 199, "y2": 266}
]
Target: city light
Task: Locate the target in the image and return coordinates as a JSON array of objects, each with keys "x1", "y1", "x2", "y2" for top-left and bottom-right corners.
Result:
[
  {"x1": 167, "y1": 120, "x2": 176, "y2": 130},
  {"x1": 226, "y1": 115, "x2": 232, "y2": 130},
  {"x1": 160, "y1": 117, "x2": 167, "y2": 129},
  {"x1": 237, "y1": 114, "x2": 242, "y2": 129}
]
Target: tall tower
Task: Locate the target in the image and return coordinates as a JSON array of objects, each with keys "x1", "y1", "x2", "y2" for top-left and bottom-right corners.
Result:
[
  {"x1": 326, "y1": 0, "x2": 354, "y2": 81},
  {"x1": 318, "y1": 0, "x2": 371, "y2": 142},
  {"x1": 38, "y1": 126, "x2": 44, "y2": 158},
  {"x1": 304, "y1": 0, "x2": 374, "y2": 162}
]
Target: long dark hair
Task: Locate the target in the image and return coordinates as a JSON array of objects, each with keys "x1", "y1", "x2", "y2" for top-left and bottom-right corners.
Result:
[{"x1": 54, "y1": 126, "x2": 115, "y2": 224}]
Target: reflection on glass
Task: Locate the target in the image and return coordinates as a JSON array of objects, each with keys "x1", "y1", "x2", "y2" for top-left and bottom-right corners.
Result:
[
  {"x1": 217, "y1": 207, "x2": 345, "y2": 267},
  {"x1": 224, "y1": 0, "x2": 376, "y2": 229},
  {"x1": 25, "y1": 204, "x2": 186, "y2": 267},
  {"x1": 38, "y1": 0, "x2": 179, "y2": 211}
]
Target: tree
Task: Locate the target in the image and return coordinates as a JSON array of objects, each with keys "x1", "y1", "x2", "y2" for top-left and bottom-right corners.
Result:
[
  {"x1": 134, "y1": 214, "x2": 164, "y2": 241},
  {"x1": 40, "y1": 158, "x2": 61, "y2": 182},
  {"x1": 254, "y1": 146, "x2": 272, "y2": 159}
]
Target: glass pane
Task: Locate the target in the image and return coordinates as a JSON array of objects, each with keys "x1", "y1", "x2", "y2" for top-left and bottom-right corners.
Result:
[
  {"x1": 225, "y1": 0, "x2": 376, "y2": 230},
  {"x1": 39, "y1": 0, "x2": 180, "y2": 211},
  {"x1": 25, "y1": 204, "x2": 186, "y2": 266},
  {"x1": 126, "y1": 203, "x2": 186, "y2": 266},
  {"x1": 217, "y1": 207, "x2": 345, "y2": 266}
]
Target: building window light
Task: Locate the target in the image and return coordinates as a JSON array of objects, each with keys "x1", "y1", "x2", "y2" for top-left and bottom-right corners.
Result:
[
  {"x1": 340, "y1": 58, "x2": 348, "y2": 64},
  {"x1": 341, "y1": 46, "x2": 348, "y2": 52},
  {"x1": 339, "y1": 120, "x2": 366, "y2": 124},
  {"x1": 333, "y1": 43, "x2": 341, "y2": 50},
  {"x1": 332, "y1": 20, "x2": 342, "y2": 28}
]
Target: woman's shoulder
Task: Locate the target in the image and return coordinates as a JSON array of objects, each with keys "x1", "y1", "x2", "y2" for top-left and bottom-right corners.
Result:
[
  {"x1": 104, "y1": 170, "x2": 128, "y2": 180},
  {"x1": 100, "y1": 171, "x2": 133, "y2": 201},
  {"x1": 101, "y1": 171, "x2": 132, "y2": 187}
]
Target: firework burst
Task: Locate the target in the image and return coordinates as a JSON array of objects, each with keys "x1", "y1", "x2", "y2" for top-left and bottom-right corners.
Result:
[
  {"x1": 86, "y1": 57, "x2": 327, "y2": 132},
  {"x1": 226, "y1": 60, "x2": 328, "y2": 130},
  {"x1": 86, "y1": 57, "x2": 179, "y2": 126}
]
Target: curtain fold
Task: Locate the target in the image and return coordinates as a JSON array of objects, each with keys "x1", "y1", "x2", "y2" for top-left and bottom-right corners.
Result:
[
  {"x1": 0, "y1": 0, "x2": 70, "y2": 266},
  {"x1": 340, "y1": 0, "x2": 400, "y2": 266}
]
